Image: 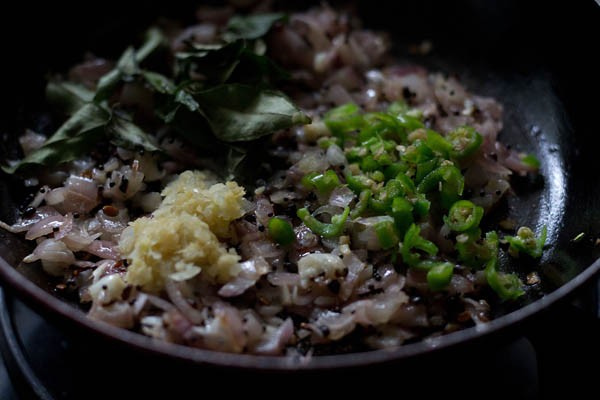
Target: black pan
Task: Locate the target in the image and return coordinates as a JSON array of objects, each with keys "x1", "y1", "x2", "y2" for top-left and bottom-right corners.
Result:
[{"x1": 0, "y1": 0, "x2": 599, "y2": 396}]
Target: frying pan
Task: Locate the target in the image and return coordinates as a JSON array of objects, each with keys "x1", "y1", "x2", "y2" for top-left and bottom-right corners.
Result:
[{"x1": 0, "y1": 0, "x2": 599, "y2": 396}]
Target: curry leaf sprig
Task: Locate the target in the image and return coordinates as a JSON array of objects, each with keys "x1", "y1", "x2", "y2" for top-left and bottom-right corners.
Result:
[{"x1": 4, "y1": 14, "x2": 309, "y2": 175}]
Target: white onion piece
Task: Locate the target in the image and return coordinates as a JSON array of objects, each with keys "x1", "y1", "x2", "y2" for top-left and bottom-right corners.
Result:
[
  {"x1": 89, "y1": 274, "x2": 127, "y2": 305},
  {"x1": 45, "y1": 187, "x2": 66, "y2": 206},
  {"x1": 270, "y1": 190, "x2": 298, "y2": 205},
  {"x1": 352, "y1": 216, "x2": 396, "y2": 251},
  {"x1": 254, "y1": 318, "x2": 294, "y2": 355},
  {"x1": 23, "y1": 215, "x2": 64, "y2": 240},
  {"x1": 267, "y1": 272, "x2": 301, "y2": 287},
  {"x1": 145, "y1": 294, "x2": 176, "y2": 312},
  {"x1": 165, "y1": 280, "x2": 204, "y2": 325},
  {"x1": 23, "y1": 239, "x2": 75, "y2": 276},
  {"x1": 254, "y1": 197, "x2": 274, "y2": 227},
  {"x1": 88, "y1": 302, "x2": 134, "y2": 329},
  {"x1": 86, "y1": 240, "x2": 120, "y2": 260},
  {"x1": 298, "y1": 253, "x2": 346, "y2": 285},
  {"x1": 191, "y1": 302, "x2": 246, "y2": 353},
  {"x1": 218, "y1": 257, "x2": 270, "y2": 297},
  {"x1": 328, "y1": 186, "x2": 354, "y2": 208},
  {"x1": 19, "y1": 130, "x2": 47, "y2": 155}
]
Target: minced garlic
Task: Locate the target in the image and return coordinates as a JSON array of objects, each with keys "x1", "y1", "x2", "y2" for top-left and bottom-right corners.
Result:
[{"x1": 119, "y1": 171, "x2": 246, "y2": 291}]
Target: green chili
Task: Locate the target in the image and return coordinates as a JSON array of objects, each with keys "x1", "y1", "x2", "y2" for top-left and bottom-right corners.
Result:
[
  {"x1": 416, "y1": 163, "x2": 464, "y2": 209},
  {"x1": 505, "y1": 226, "x2": 547, "y2": 258},
  {"x1": 374, "y1": 219, "x2": 400, "y2": 250},
  {"x1": 447, "y1": 126, "x2": 482, "y2": 159},
  {"x1": 484, "y1": 258, "x2": 525, "y2": 301},
  {"x1": 324, "y1": 103, "x2": 364, "y2": 138},
  {"x1": 456, "y1": 230, "x2": 498, "y2": 269},
  {"x1": 345, "y1": 173, "x2": 371, "y2": 194},
  {"x1": 369, "y1": 179, "x2": 405, "y2": 213},
  {"x1": 350, "y1": 189, "x2": 372, "y2": 219},
  {"x1": 267, "y1": 217, "x2": 295, "y2": 246},
  {"x1": 426, "y1": 262, "x2": 454, "y2": 291},
  {"x1": 520, "y1": 154, "x2": 540, "y2": 169},
  {"x1": 391, "y1": 196, "x2": 413, "y2": 236},
  {"x1": 425, "y1": 129, "x2": 452, "y2": 156},
  {"x1": 387, "y1": 100, "x2": 410, "y2": 116},
  {"x1": 401, "y1": 223, "x2": 438, "y2": 266},
  {"x1": 444, "y1": 200, "x2": 484, "y2": 232},
  {"x1": 383, "y1": 162, "x2": 407, "y2": 180},
  {"x1": 301, "y1": 170, "x2": 340, "y2": 194},
  {"x1": 297, "y1": 206, "x2": 350, "y2": 238},
  {"x1": 413, "y1": 195, "x2": 431, "y2": 218}
]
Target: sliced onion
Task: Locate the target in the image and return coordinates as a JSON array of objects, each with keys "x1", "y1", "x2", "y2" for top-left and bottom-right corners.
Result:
[
  {"x1": 165, "y1": 280, "x2": 204, "y2": 324},
  {"x1": 328, "y1": 186, "x2": 354, "y2": 208},
  {"x1": 86, "y1": 240, "x2": 120, "y2": 260},
  {"x1": 267, "y1": 272, "x2": 301, "y2": 287},
  {"x1": 254, "y1": 318, "x2": 294, "y2": 355},
  {"x1": 88, "y1": 302, "x2": 134, "y2": 329}
]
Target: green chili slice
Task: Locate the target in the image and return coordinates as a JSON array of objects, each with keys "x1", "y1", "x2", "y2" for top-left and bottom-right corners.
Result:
[
  {"x1": 401, "y1": 223, "x2": 438, "y2": 266},
  {"x1": 374, "y1": 219, "x2": 400, "y2": 250},
  {"x1": 447, "y1": 126, "x2": 482, "y2": 159},
  {"x1": 484, "y1": 258, "x2": 525, "y2": 301},
  {"x1": 444, "y1": 200, "x2": 484, "y2": 232},
  {"x1": 426, "y1": 262, "x2": 454, "y2": 291},
  {"x1": 297, "y1": 206, "x2": 350, "y2": 238},
  {"x1": 505, "y1": 226, "x2": 547, "y2": 258},
  {"x1": 456, "y1": 230, "x2": 498, "y2": 269},
  {"x1": 324, "y1": 103, "x2": 364, "y2": 138},
  {"x1": 350, "y1": 189, "x2": 372, "y2": 219},
  {"x1": 268, "y1": 217, "x2": 295, "y2": 246},
  {"x1": 301, "y1": 170, "x2": 340, "y2": 194}
]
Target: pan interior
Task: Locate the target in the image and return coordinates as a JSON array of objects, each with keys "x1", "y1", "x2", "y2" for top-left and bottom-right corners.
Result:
[{"x1": 0, "y1": 0, "x2": 598, "y2": 368}]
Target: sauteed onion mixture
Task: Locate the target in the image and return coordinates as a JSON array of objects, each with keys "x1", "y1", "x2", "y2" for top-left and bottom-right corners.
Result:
[{"x1": 1, "y1": 3, "x2": 546, "y2": 356}]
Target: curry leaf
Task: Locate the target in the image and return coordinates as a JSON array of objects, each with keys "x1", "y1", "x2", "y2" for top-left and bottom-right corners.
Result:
[
  {"x1": 141, "y1": 71, "x2": 199, "y2": 113},
  {"x1": 224, "y1": 13, "x2": 286, "y2": 41},
  {"x1": 176, "y1": 40, "x2": 245, "y2": 83},
  {"x1": 194, "y1": 83, "x2": 311, "y2": 142},
  {"x1": 2, "y1": 104, "x2": 110, "y2": 174},
  {"x1": 94, "y1": 49, "x2": 135, "y2": 103},
  {"x1": 135, "y1": 28, "x2": 167, "y2": 63},
  {"x1": 109, "y1": 116, "x2": 161, "y2": 153},
  {"x1": 46, "y1": 81, "x2": 94, "y2": 115},
  {"x1": 94, "y1": 28, "x2": 167, "y2": 103},
  {"x1": 141, "y1": 71, "x2": 176, "y2": 94}
]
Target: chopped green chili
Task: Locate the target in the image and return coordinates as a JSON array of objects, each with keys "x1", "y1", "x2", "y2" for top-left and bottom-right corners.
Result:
[
  {"x1": 297, "y1": 206, "x2": 350, "y2": 238},
  {"x1": 391, "y1": 196, "x2": 413, "y2": 236},
  {"x1": 374, "y1": 219, "x2": 400, "y2": 250},
  {"x1": 345, "y1": 173, "x2": 371, "y2": 194},
  {"x1": 401, "y1": 224, "x2": 438, "y2": 267},
  {"x1": 301, "y1": 170, "x2": 340, "y2": 194},
  {"x1": 520, "y1": 154, "x2": 541, "y2": 169},
  {"x1": 322, "y1": 101, "x2": 539, "y2": 302},
  {"x1": 268, "y1": 217, "x2": 295, "y2": 245},
  {"x1": 417, "y1": 163, "x2": 464, "y2": 209},
  {"x1": 350, "y1": 189, "x2": 372, "y2": 219},
  {"x1": 485, "y1": 258, "x2": 525, "y2": 300},
  {"x1": 444, "y1": 200, "x2": 484, "y2": 232},
  {"x1": 456, "y1": 230, "x2": 498, "y2": 269},
  {"x1": 324, "y1": 103, "x2": 364, "y2": 138},
  {"x1": 505, "y1": 226, "x2": 547, "y2": 258},
  {"x1": 446, "y1": 126, "x2": 482, "y2": 160},
  {"x1": 426, "y1": 262, "x2": 455, "y2": 291}
]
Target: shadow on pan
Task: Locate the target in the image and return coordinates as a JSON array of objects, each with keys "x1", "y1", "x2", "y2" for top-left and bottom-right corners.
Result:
[{"x1": 0, "y1": 0, "x2": 598, "y2": 386}]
